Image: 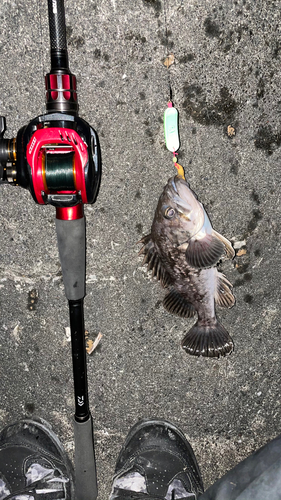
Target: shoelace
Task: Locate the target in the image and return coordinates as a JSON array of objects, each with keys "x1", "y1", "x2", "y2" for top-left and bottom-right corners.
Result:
[{"x1": 3, "y1": 470, "x2": 67, "y2": 500}]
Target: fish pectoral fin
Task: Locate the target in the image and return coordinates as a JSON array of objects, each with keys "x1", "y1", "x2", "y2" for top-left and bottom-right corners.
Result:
[
  {"x1": 213, "y1": 230, "x2": 235, "y2": 260},
  {"x1": 138, "y1": 233, "x2": 170, "y2": 288},
  {"x1": 185, "y1": 233, "x2": 225, "y2": 269},
  {"x1": 216, "y1": 272, "x2": 235, "y2": 308},
  {"x1": 181, "y1": 320, "x2": 234, "y2": 358},
  {"x1": 163, "y1": 289, "x2": 196, "y2": 318}
]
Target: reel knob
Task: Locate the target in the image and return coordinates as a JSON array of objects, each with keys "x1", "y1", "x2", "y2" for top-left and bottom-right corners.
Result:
[{"x1": 5, "y1": 161, "x2": 17, "y2": 184}]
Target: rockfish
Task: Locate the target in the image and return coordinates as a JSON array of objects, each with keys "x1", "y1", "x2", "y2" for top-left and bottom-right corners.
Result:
[{"x1": 139, "y1": 175, "x2": 235, "y2": 358}]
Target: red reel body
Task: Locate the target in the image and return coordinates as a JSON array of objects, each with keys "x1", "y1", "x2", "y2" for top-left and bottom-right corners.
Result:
[{"x1": 26, "y1": 127, "x2": 88, "y2": 205}]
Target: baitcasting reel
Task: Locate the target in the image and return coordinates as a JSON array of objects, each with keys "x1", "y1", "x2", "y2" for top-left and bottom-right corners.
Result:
[{"x1": 0, "y1": 1, "x2": 101, "y2": 221}]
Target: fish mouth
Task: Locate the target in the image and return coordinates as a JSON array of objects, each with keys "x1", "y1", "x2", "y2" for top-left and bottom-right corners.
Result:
[
  {"x1": 167, "y1": 176, "x2": 192, "y2": 215},
  {"x1": 170, "y1": 177, "x2": 179, "y2": 194}
]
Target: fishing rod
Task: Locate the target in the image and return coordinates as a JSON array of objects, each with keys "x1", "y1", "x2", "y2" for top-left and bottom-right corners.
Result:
[{"x1": 0, "y1": 1, "x2": 101, "y2": 499}]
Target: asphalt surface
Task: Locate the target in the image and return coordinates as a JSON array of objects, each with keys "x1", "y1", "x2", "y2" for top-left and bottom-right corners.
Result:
[{"x1": 1, "y1": 0, "x2": 281, "y2": 498}]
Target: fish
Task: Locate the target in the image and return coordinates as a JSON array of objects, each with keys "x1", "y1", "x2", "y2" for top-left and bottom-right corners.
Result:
[{"x1": 138, "y1": 174, "x2": 235, "y2": 358}]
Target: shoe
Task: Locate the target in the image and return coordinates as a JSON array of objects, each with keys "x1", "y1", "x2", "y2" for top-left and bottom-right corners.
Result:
[
  {"x1": 110, "y1": 419, "x2": 204, "y2": 500},
  {"x1": 0, "y1": 418, "x2": 74, "y2": 500}
]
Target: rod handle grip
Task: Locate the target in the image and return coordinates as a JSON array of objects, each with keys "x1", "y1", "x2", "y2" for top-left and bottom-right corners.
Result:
[
  {"x1": 55, "y1": 216, "x2": 86, "y2": 301},
  {"x1": 73, "y1": 416, "x2": 98, "y2": 500}
]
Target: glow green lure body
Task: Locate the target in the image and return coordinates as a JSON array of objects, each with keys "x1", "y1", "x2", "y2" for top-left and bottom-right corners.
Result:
[
  {"x1": 163, "y1": 101, "x2": 185, "y2": 179},
  {"x1": 164, "y1": 102, "x2": 180, "y2": 153}
]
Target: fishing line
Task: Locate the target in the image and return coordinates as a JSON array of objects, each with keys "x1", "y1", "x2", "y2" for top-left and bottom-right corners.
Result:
[
  {"x1": 162, "y1": 0, "x2": 173, "y2": 102},
  {"x1": 162, "y1": 0, "x2": 185, "y2": 180}
]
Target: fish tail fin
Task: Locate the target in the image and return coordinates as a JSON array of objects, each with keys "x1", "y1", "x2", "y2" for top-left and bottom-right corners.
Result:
[{"x1": 181, "y1": 320, "x2": 233, "y2": 358}]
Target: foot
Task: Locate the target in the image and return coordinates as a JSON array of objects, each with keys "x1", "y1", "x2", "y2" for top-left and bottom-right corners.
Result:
[
  {"x1": 110, "y1": 418, "x2": 204, "y2": 500},
  {"x1": 0, "y1": 418, "x2": 74, "y2": 500}
]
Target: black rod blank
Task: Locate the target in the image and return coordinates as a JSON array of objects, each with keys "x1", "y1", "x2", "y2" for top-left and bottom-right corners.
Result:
[
  {"x1": 47, "y1": 0, "x2": 69, "y2": 70},
  {"x1": 69, "y1": 299, "x2": 90, "y2": 421}
]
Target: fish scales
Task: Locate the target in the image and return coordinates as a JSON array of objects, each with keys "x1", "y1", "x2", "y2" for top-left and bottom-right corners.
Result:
[{"x1": 139, "y1": 175, "x2": 235, "y2": 358}]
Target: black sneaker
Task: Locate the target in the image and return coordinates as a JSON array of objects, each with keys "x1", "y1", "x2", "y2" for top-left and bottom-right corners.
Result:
[
  {"x1": 110, "y1": 419, "x2": 204, "y2": 500},
  {"x1": 0, "y1": 419, "x2": 74, "y2": 500}
]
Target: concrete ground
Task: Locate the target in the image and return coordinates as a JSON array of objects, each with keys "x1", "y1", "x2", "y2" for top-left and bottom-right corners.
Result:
[{"x1": 1, "y1": 0, "x2": 281, "y2": 497}]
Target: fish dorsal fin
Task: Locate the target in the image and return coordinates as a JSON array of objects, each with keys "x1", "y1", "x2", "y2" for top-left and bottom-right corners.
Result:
[
  {"x1": 138, "y1": 234, "x2": 170, "y2": 288},
  {"x1": 163, "y1": 288, "x2": 196, "y2": 318},
  {"x1": 213, "y1": 230, "x2": 235, "y2": 260},
  {"x1": 185, "y1": 233, "x2": 225, "y2": 269},
  {"x1": 216, "y1": 272, "x2": 235, "y2": 308}
]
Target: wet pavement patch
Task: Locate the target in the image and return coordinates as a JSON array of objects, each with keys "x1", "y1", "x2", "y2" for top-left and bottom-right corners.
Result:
[
  {"x1": 254, "y1": 125, "x2": 281, "y2": 155},
  {"x1": 204, "y1": 17, "x2": 221, "y2": 38},
  {"x1": 182, "y1": 85, "x2": 237, "y2": 127}
]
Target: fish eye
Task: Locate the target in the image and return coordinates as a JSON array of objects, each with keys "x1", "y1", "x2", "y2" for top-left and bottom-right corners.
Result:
[{"x1": 164, "y1": 207, "x2": 175, "y2": 219}]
